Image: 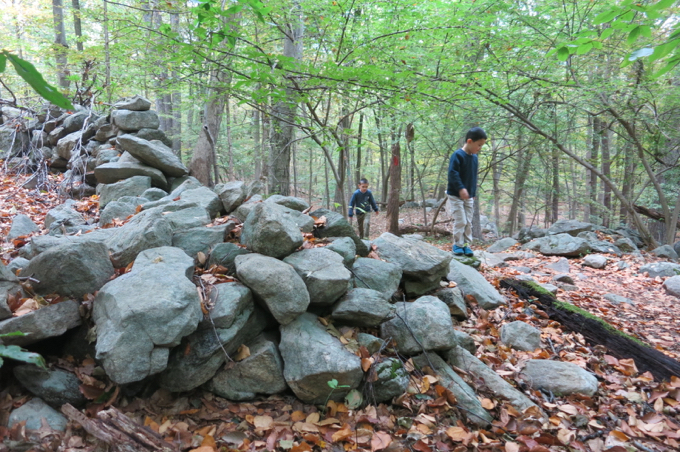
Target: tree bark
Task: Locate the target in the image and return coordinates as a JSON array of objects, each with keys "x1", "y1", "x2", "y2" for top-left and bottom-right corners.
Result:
[
  {"x1": 600, "y1": 121, "x2": 612, "y2": 227},
  {"x1": 71, "y1": 0, "x2": 83, "y2": 51},
  {"x1": 52, "y1": 0, "x2": 69, "y2": 89},
  {"x1": 386, "y1": 126, "x2": 402, "y2": 235}
]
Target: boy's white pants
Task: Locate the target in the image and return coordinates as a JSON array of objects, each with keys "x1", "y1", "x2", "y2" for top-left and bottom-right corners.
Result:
[{"x1": 446, "y1": 194, "x2": 474, "y2": 247}]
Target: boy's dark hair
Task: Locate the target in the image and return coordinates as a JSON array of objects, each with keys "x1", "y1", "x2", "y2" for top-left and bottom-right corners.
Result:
[
  {"x1": 465, "y1": 127, "x2": 487, "y2": 142},
  {"x1": 359, "y1": 178, "x2": 369, "y2": 185}
]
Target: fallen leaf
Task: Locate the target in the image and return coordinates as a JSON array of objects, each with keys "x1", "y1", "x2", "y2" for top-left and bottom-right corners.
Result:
[{"x1": 371, "y1": 431, "x2": 392, "y2": 452}]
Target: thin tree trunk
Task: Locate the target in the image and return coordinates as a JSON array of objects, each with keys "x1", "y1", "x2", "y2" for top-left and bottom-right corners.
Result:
[
  {"x1": 52, "y1": 0, "x2": 69, "y2": 89},
  {"x1": 253, "y1": 108, "x2": 261, "y2": 179},
  {"x1": 387, "y1": 126, "x2": 402, "y2": 235},
  {"x1": 492, "y1": 140, "x2": 501, "y2": 226},
  {"x1": 226, "y1": 95, "x2": 234, "y2": 180},
  {"x1": 308, "y1": 145, "x2": 313, "y2": 206},
  {"x1": 551, "y1": 146, "x2": 559, "y2": 224},
  {"x1": 620, "y1": 139, "x2": 635, "y2": 225},
  {"x1": 103, "y1": 0, "x2": 111, "y2": 102},
  {"x1": 71, "y1": 0, "x2": 83, "y2": 51},
  {"x1": 601, "y1": 122, "x2": 612, "y2": 228},
  {"x1": 589, "y1": 116, "x2": 601, "y2": 223},
  {"x1": 355, "y1": 112, "x2": 364, "y2": 184}
]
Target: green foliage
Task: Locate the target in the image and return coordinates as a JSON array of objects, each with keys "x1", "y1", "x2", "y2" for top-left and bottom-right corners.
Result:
[
  {"x1": 0, "y1": 50, "x2": 74, "y2": 110},
  {"x1": 0, "y1": 332, "x2": 47, "y2": 369}
]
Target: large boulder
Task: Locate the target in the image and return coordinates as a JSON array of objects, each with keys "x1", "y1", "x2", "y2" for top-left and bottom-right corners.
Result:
[
  {"x1": 20, "y1": 241, "x2": 114, "y2": 298},
  {"x1": 325, "y1": 237, "x2": 356, "y2": 266},
  {"x1": 162, "y1": 205, "x2": 211, "y2": 232},
  {"x1": 105, "y1": 210, "x2": 173, "y2": 267},
  {"x1": 7, "y1": 214, "x2": 40, "y2": 241},
  {"x1": 44, "y1": 200, "x2": 87, "y2": 231},
  {"x1": 93, "y1": 248, "x2": 202, "y2": 384},
  {"x1": 235, "y1": 254, "x2": 309, "y2": 325},
  {"x1": 8, "y1": 398, "x2": 68, "y2": 432},
  {"x1": 520, "y1": 360, "x2": 598, "y2": 396},
  {"x1": 663, "y1": 275, "x2": 680, "y2": 298},
  {"x1": 208, "y1": 243, "x2": 251, "y2": 274},
  {"x1": 56, "y1": 131, "x2": 83, "y2": 160},
  {"x1": 548, "y1": 219, "x2": 593, "y2": 236},
  {"x1": 674, "y1": 241, "x2": 680, "y2": 257},
  {"x1": 132, "y1": 246, "x2": 195, "y2": 279},
  {"x1": 114, "y1": 95, "x2": 151, "y2": 111},
  {"x1": 639, "y1": 262, "x2": 680, "y2": 278},
  {"x1": 265, "y1": 195, "x2": 310, "y2": 212},
  {"x1": 434, "y1": 287, "x2": 467, "y2": 320},
  {"x1": 94, "y1": 161, "x2": 167, "y2": 189},
  {"x1": 517, "y1": 226, "x2": 547, "y2": 244},
  {"x1": 372, "y1": 232, "x2": 452, "y2": 297},
  {"x1": 99, "y1": 200, "x2": 139, "y2": 226},
  {"x1": 524, "y1": 233, "x2": 590, "y2": 257},
  {"x1": 172, "y1": 224, "x2": 229, "y2": 258},
  {"x1": 180, "y1": 186, "x2": 223, "y2": 218},
  {"x1": 1, "y1": 262, "x2": 23, "y2": 320},
  {"x1": 240, "y1": 202, "x2": 304, "y2": 259},
  {"x1": 0, "y1": 125, "x2": 29, "y2": 156},
  {"x1": 111, "y1": 109, "x2": 160, "y2": 132},
  {"x1": 117, "y1": 135, "x2": 188, "y2": 177},
  {"x1": 0, "y1": 300, "x2": 81, "y2": 347},
  {"x1": 97, "y1": 175, "x2": 151, "y2": 209},
  {"x1": 279, "y1": 312, "x2": 363, "y2": 404},
  {"x1": 651, "y1": 245, "x2": 678, "y2": 260},
  {"x1": 446, "y1": 259, "x2": 505, "y2": 309},
  {"x1": 158, "y1": 283, "x2": 268, "y2": 392},
  {"x1": 13, "y1": 365, "x2": 87, "y2": 408},
  {"x1": 500, "y1": 321, "x2": 542, "y2": 351},
  {"x1": 216, "y1": 181, "x2": 247, "y2": 213},
  {"x1": 351, "y1": 258, "x2": 402, "y2": 298},
  {"x1": 206, "y1": 333, "x2": 288, "y2": 401},
  {"x1": 331, "y1": 288, "x2": 395, "y2": 327},
  {"x1": 62, "y1": 111, "x2": 91, "y2": 133},
  {"x1": 283, "y1": 248, "x2": 352, "y2": 306},
  {"x1": 362, "y1": 357, "x2": 409, "y2": 404},
  {"x1": 487, "y1": 237, "x2": 518, "y2": 253},
  {"x1": 134, "y1": 128, "x2": 172, "y2": 148},
  {"x1": 380, "y1": 296, "x2": 457, "y2": 355},
  {"x1": 310, "y1": 209, "x2": 368, "y2": 256}
]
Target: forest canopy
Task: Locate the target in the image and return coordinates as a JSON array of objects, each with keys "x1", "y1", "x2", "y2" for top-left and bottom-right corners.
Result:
[{"x1": 1, "y1": 0, "x2": 680, "y2": 247}]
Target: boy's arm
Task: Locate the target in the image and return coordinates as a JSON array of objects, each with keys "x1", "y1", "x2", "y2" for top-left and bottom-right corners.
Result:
[
  {"x1": 449, "y1": 154, "x2": 466, "y2": 196},
  {"x1": 348, "y1": 192, "x2": 357, "y2": 217},
  {"x1": 369, "y1": 192, "x2": 379, "y2": 213}
]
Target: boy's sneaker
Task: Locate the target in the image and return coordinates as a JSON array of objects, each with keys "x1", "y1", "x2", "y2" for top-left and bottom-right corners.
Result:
[
  {"x1": 463, "y1": 246, "x2": 474, "y2": 257},
  {"x1": 452, "y1": 245, "x2": 465, "y2": 256}
]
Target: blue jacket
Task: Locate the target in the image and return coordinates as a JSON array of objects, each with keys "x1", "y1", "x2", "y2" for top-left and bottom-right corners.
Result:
[
  {"x1": 446, "y1": 148, "x2": 478, "y2": 198},
  {"x1": 348, "y1": 189, "x2": 379, "y2": 216}
]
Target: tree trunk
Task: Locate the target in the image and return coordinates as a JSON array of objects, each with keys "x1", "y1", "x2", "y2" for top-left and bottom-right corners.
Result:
[
  {"x1": 600, "y1": 121, "x2": 612, "y2": 227},
  {"x1": 492, "y1": 140, "x2": 501, "y2": 226},
  {"x1": 103, "y1": 0, "x2": 111, "y2": 102},
  {"x1": 252, "y1": 108, "x2": 261, "y2": 179},
  {"x1": 226, "y1": 95, "x2": 234, "y2": 180},
  {"x1": 170, "y1": 12, "x2": 181, "y2": 155},
  {"x1": 589, "y1": 116, "x2": 601, "y2": 223},
  {"x1": 620, "y1": 139, "x2": 635, "y2": 225},
  {"x1": 550, "y1": 146, "x2": 559, "y2": 224},
  {"x1": 52, "y1": 0, "x2": 69, "y2": 89},
  {"x1": 355, "y1": 112, "x2": 364, "y2": 184},
  {"x1": 71, "y1": 0, "x2": 83, "y2": 51},
  {"x1": 387, "y1": 126, "x2": 402, "y2": 235},
  {"x1": 189, "y1": 90, "x2": 225, "y2": 187}
]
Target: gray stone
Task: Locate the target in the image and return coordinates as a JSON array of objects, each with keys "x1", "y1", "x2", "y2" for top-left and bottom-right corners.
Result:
[
  {"x1": 331, "y1": 288, "x2": 394, "y2": 327},
  {"x1": 325, "y1": 237, "x2": 356, "y2": 266},
  {"x1": 95, "y1": 161, "x2": 167, "y2": 188},
  {"x1": 615, "y1": 237, "x2": 638, "y2": 253},
  {"x1": 447, "y1": 259, "x2": 505, "y2": 310},
  {"x1": 132, "y1": 246, "x2": 195, "y2": 280},
  {"x1": 545, "y1": 257, "x2": 570, "y2": 273},
  {"x1": 310, "y1": 209, "x2": 369, "y2": 256},
  {"x1": 13, "y1": 365, "x2": 86, "y2": 408},
  {"x1": 357, "y1": 333, "x2": 384, "y2": 355},
  {"x1": 434, "y1": 287, "x2": 467, "y2": 320},
  {"x1": 603, "y1": 294, "x2": 634, "y2": 305},
  {"x1": 413, "y1": 352, "x2": 492, "y2": 427},
  {"x1": 98, "y1": 175, "x2": 151, "y2": 208},
  {"x1": 663, "y1": 275, "x2": 680, "y2": 298},
  {"x1": 7, "y1": 257, "x2": 29, "y2": 276},
  {"x1": 141, "y1": 187, "x2": 168, "y2": 201},
  {"x1": 93, "y1": 256, "x2": 202, "y2": 384},
  {"x1": 117, "y1": 135, "x2": 188, "y2": 177},
  {"x1": 233, "y1": 201, "x2": 258, "y2": 223},
  {"x1": 56, "y1": 131, "x2": 83, "y2": 160},
  {"x1": 517, "y1": 226, "x2": 547, "y2": 244},
  {"x1": 7, "y1": 214, "x2": 39, "y2": 241},
  {"x1": 168, "y1": 176, "x2": 202, "y2": 195},
  {"x1": 94, "y1": 123, "x2": 117, "y2": 142},
  {"x1": 0, "y1": 300, "x2": 81, "y2": 347},
  {"x1": 521, "y1": 360, "x2": 598, "y2": 396},
  {"x1": 474, "y1": 251, "x2": 505, "y2": 268},
  {"x1": 48, "y1": 126, "x2": 65, "y2": 147},
  {"x1": 639, "y1": 262, "x2": 680, "y2": 278},
  {"x1": 453, "y1": 330, "x2": 476, "y2": 354},
  {"x1": 32, "y1": 130, "x2": 48, "y2": 148},
  {"x1": 0, "y1": 125, "x2": 28, "y2": 155},
  {"x1": 20, "y1": 241, "x2": 114, "y2": 298},
  {"x1": 111, "y1": 109, "x2": 160, "y2": 132},
  {"x1": 134, "y1": 128, "x2": 173, "y2": 148},
  {"x1": 525, "y1": 234, "x2": 590, "y2": 257},
  {"x1": 289, "y1": 209, "x2": 315, "y2": 233},
  {"x1": 208, "y1": 243, "x2": 251, "y2": 274},
  {"x1": 246, "y1": 179, "x2": 265, "y2": 198},
  {"x1": 351, "y1": 257, "x2": 402, "y2": 298},
  {"x1": 114, "y1": 95, "x2": 152, "y2": 111},
  {"x1": 1, "y1": 262, "x2": 22, "y2": 320},
  {"x1": 62, "y1": 111, "x2": 92, "y2": 134},
  {"x1": 95, "y1": 147, "x2": 119, "y2": 166},
  {"x1": 180, "y1": 186, "x2": 223, "y2": 218},
  {"x1": 583, "y1": 254, "x2": 608, "y2": 269},
  {"x1": 216, "y1": 181, "x2": 247, "y2": 213},
  {"x1": 105, "y1": 210, "x2": 173, "y2": 267},
  {"x1": 172, "y1": 224, "x2": 229, "y2": 258},
  {"x1": 283, "y1": 248, "x2": 352, "y2": 306},
  {"x1": 540, "y1": 283, "x2": 559, "y2": 294},
  {"x1": 162, "y1": 205, "x2": 211, "y2": 231},
  {"x1": 235, "y1": 254, "x2": 309, "y2": 325},
  {"x1": 206, "y1": 334, "x2": 287, "y2": 401},
  {"x1": 446, "y1": 346, "x2": 545, "y2": 418},
  {"x1": 500, "y1": 321, "x2": 542, "y2": 351},
  {"x1": 615, "y1": 261, "x2": 630, "y2": 270},
  {"x1": 548, "y1": 219, "x2": 593, "y2": 237},
  {"x1": 363, "y1": 358, "x2": 409, "y2": 404},
  {"x1": 8, "y1": 398, "x2": 68, "y2": 432},
  {"x1": 99, "y1": 200, "x2": 138, "y2": 226},
  {"x1": 651, "y1": 245, "x2": 678, "y2": 260},
  {"x1": 373, "y1": 232, "x2": 452, "y2": 297},
  {"x1": 44, "y1": 200, "x2": 86, "y2": 231},
  {"x1": 279, "y1": 312, "x2": 363, "y2": 404},
  {"x1": 265, "y1": 195, "x2": 310, "y2": 212},
  {"x1": 380, "y1": 296, "x2": 457, "y2": 355},
  {"x1": 674, "y1": 241, "x2": 680, "y2": 257},
  {"x1": 240, "y1": 202, "x2": 304, "y2": 259},
  {"x1": 487, "y1": 237, "x2": 519, "y2": 253},
  {"x1": 553, "y1": 274, "x2": 574, "y2": 284},
  {"x1": 495, "y1": 251, "x2": 536, "y2": 261}
]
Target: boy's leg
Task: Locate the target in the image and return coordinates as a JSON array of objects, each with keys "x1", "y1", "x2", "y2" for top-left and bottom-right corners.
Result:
[
  {"x1": 462, "y1": 198, "x2": 474, "y2": 245},
  {"x1": 446, "y1": 195, "x2": 467, "y2": 250},
  {"x1": 356, "y1": 214, "x2": 366, "y2": 239},
  {"x1": 363, "y1": 212, "x2": 371, "y2": 239}
]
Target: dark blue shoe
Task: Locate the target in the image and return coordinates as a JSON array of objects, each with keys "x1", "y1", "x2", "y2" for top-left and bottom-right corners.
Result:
[
  {"x1": 453, "y1": 245, "x2": 465, "y2": 256},
  {"x1": 463, "y1": 246, "x2": 474, "y2": 257}
]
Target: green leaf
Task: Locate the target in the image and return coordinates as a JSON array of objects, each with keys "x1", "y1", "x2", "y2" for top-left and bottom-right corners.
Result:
[
  {"x1": 6, "y1": 53, "x2": 73, "y2": 110},
  {"x1": 620, "y1": 10, "x2": 636, "y2": 21},
  {"x1": 629, "y1": 47, "x2": 654, "y2": 61},
  {"x1": 344, "y1": 389, "x2": 363, "y2": 409},
  {"x1": 327, "y1": 379, "x2": 338, "y2": 389},
  {"x1": 593, "y1": 8, "x2": 621, "y2": 24},
  {"x1": 600, "y1": 28, "x2": 615, "y2": 39},
  {"x1": 628, "y1": 26, "x2": 641, "y2": 45},
  {"x1": 0, "y1": 54, "x2": 6, "y2": 73},
  {"x1": 650, "y1": 0, "x2": 676, "y2": 11},
  {"x1": 0, "y1": 345, "x2": 47, "y2": 369},
  {"x1": 0, "y1": 331, "x2": 28, "y2": 338},
  {"x1": 576, "y1": 42, "x2": 593, "y2": 55},
  {"x1": 640, "y1": 25, "x2": 652, "y2": 38},
  {"x1": 650, "y1": 39, "x2": 680, "y2": 61},
  {"x1": 557, "y1": 46, "x2": 570, "y2": 61}
]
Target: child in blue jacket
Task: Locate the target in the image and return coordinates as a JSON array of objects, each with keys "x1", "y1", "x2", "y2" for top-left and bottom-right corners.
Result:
[{"x1": 348, "y1": 178, "x2": 379, "y2": 239}]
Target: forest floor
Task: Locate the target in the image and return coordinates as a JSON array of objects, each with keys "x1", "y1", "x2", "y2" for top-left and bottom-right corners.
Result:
[{"x1": 2, "y1": 173, "x2": 680, "y2": 452}]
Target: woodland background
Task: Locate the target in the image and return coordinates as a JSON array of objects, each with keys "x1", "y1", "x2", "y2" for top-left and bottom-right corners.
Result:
[{"x1": 2, "y1": 0, "x2": 680, "y2": 247}]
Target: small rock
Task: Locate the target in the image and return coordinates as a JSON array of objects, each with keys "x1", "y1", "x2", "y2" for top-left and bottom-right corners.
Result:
[
  {"x1": 13, "y1": 366, "x2": 87, "y2": 408},
  {"x1": 500, "y1": 321, "x2": 542, "y2": 351},
  {"x1": 331, "y1": 288, "x2": 394, "y2": 327},
  {"x1": 651, "y1": 245, "x2": 678, "y2": 261},
  {"x1": 545, "y1": 257, "x2": 570, "y2": 273},
  {"x1": 8, "y1": 398, "x2": 68, "y2": 431},
  {"x1": 487, "y1": 237, "x2": 518, "y2": 253},
  {"x1": 603, "y1": 294, "x2": 634, "y2": 305},
  {"x1": 663, "y1": 275, "x2": 680, "y2": 298},
  {"x1": 7, "y1": 214, "x2": 40, "y2": 241},
  {"x1": 540, "y1": 283, "x2": 558, "y2": 294},
  {"x1": 552, "y1": 274, "x2": 574, "y2": 284},
  {"x1": 521, "y1": 360, "x2": 598, "y2": 396},
  {"x1": 583, "y1": 254, "x2": 608, "y2": 269},
  {"x1": 434, "y1": 287, "x2": 467, "y2": 320}
]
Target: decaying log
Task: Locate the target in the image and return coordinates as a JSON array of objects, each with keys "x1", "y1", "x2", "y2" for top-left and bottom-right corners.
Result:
[
  {"x1": 61, "y1": 404, "x2": 173, "y2": 452},
  {"x1": 399, "y1": 224, "x2": 451, "y2": 236},
  {"x1": 501, "y1": 279, "x2": 680, "y2": 382},
  {"x1": 634, "y1": 204, "x2": 680, "y2": 228}
]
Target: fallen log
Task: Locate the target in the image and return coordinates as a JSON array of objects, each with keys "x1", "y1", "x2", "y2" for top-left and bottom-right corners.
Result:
[
  {"x1": 634, "y1": 204, "x2": 680, "y2": 228},
  {"x1": 399, "y1": 224, "x2": 451, "y2": 236},
  {"x1": 500, "y1": 279, "x2": 680, "y2": 382},
  {"x1": 61, "y1": 404, "x2": 173, "y2": 452}
]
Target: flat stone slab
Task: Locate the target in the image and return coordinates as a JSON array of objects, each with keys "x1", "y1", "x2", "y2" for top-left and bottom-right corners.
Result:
[
  {"x1": 0, "y1": 300, "x2": 82, "y2": 347},
  {"x1": 117, "y1": 134, "x2": 188, "y2": 177},
  {"x1": 447, "y1": 259, "x2": 505, "y2": 310},
  {"x1": 521, "y1": 359, "x2": 598, "y2": 396},
  {"x1": 94, "y1": 161, "x2": 167, "y2": 189}
]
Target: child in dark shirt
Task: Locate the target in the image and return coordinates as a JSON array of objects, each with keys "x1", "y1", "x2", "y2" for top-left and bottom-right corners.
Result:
[{"x1": 348, "y1": 178, "x2": 379, "y2": 239}]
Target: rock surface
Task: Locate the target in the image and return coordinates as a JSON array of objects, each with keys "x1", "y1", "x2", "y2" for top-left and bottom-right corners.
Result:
[
  {"x1": 331, "y1": 288, "x2": 395, "y2": 327},
  {"x1": 240, "y1": 202, "x2": 304, "y2": 259},
  {"x1": 351, "y1": 257, "x2": 402, "y2": 298},
  {"x1": 7, "y1": 398, "x2": 68, "y2": 431},
  {"x1": 521, "y1": 360, "x2": 599, "y2": 396},
  {"x1": 500, "y1": 321, "x2": 542, "y2": 351},
  {"x1": 283, "y1": 248, "x2": 352, "y2": 306},
  {"x1": 447, "y1": 259, "x2": 505, "y2": 309}
]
